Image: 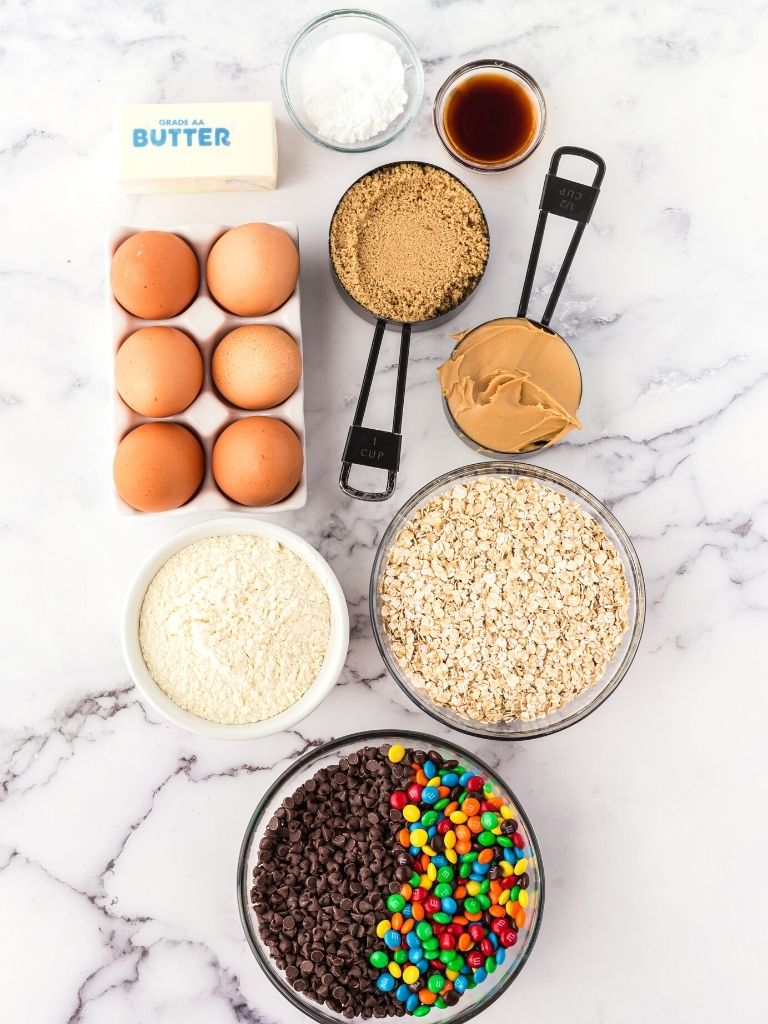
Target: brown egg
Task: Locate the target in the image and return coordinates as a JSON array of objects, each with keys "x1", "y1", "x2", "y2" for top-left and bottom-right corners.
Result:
[
  {"x1": 115, "y1": 327, "x2": 203, "y2": 417},
  {"x1": 111, "y1": 231, "x2": 199, "y2": 319},
  {"x1": 212, "y1": 417, "x2": 303, "y2": 506},
  {"x1": 212, "y1": 325, "x2": 302, "y2": 410},
  {"x1": 114, "y1": 423, "x2": 204, "y2": 512},
  {"x1": 206, "y1": 223, "x2": 299, "y2": 316}
]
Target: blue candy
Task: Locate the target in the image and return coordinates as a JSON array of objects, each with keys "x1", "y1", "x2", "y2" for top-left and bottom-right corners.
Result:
[
  {"x1": 416, "y1": 959, "x2": 429, "y2": 974},
  {"x1": 395, "y1": 984, "x2": 411, "y2": 1002},
  {"x1": 377, "y1": 974, "x2": 396, "y2": 992},
  {"x1": 421, "y1": 787, "x2": 439, "y2": 804},
  {"x1": 454, "y1": 976, "x2": 468, "y2": 994},
  {"x1": 384, "y1": 929, "x2": 401, "y2": 949},
  {"x1": 442, "y1": 772, "x2": 459, "y2": 786},
  {"x1": 441, "y1": 897, "x2": 458, "y2": 914},
  {"x1": 406, "y1": 932, "x2": 421, "y2": 949},
  {"x1": 432, "y1": 854, "x2": 448, "y2": 867},
  {"x1": 423, "y1": 760, "x2": 437, "y2": 779},
  {"x1": 495, "y1": 948, "x2": 506, "y2": 966},
  {"x1": 474, "y1": 967, "x2": 487, "y2": 984},
  {"x1": 406, "y1": 994, "x2": 420, "y2": 1013},
  {"x1": 459, "y1": 771, "x2": 473, "y2": 786},
  {"x1": 403, "y1": 903, "x2": 412, "y2": 918},
  {"x1": 408, "y1": 947, "x2": 423, "y2": 963}
]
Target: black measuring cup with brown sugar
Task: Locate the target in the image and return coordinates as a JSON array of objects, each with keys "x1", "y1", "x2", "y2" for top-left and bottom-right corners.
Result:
[
  {"x1": 440, "y1": 146, "x2": 606, "y2": 457},
  {"x1": 330, "y1": 160, "x2": 490, "y2": 502}
]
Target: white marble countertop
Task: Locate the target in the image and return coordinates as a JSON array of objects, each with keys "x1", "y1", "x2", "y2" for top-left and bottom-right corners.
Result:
[{"x1": 1, "y1": 0, "x2": 766, "y2": 1020}]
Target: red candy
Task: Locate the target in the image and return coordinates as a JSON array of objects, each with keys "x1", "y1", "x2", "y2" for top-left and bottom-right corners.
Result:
[
  {"x1": 491, "y1": 919, "x2": 507, "y2": 935},
  {"x1": 389, "y1": 790, "x2": 408, "y2": 810},
  {"x1": 468, "y1": 924, "x2": 485, "y2": 942},
  {"x1": 480, "y1": 938, "x2": 494, "y2": 956},
  {"x1": 502, "y1": 876, "x2": 517, "y2": 889},
  {"x1": 439, "y1": 933, "x2": 456, "y2": 950},
  {"x1": 512, "y1": 833, "x2": 524, "y2": 848},
  {"x1": 411, "y1": 887, "x2": 426, "y2": 903},
  {"x1": 467, "y1": 950, "x2": 485, "y2": 969},
  {"x1": 448, "y1": 923, "x2": 464, "y2": 937},
  {"x1": 500, "y1": 930, "x2": 518, "y2": 948},
  {"x1": 424, "y1": 896, "x2": 441, "y2": 915},
  {"x1": 436, "y1": 818, "x2": 452, "y2": 835},
  {"x1": 406, "y1": 783, "x2": 423, "y2": 802},
  {"x1": 466, "y1": 775, "x2": 484, "y2": 791}
]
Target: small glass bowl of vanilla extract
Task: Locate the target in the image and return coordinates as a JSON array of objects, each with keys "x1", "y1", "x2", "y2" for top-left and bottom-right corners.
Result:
[{"x1": 434, "y1": 60, "x2": 547, "y2": 172}]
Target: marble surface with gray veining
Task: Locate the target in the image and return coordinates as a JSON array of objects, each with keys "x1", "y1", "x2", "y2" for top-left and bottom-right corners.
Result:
[{"x1": 1, "y1": 0, "x2": 766, "y2": 1020}]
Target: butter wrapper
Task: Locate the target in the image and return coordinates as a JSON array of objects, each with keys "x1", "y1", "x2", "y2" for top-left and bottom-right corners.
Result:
[{"x1": 115, "y1": 101, "x2": 277, "y2": 194}]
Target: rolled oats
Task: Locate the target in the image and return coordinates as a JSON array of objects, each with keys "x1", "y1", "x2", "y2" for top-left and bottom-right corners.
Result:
[{"x1": 378, "y1": 476, "x2": 630, "y2": 722}]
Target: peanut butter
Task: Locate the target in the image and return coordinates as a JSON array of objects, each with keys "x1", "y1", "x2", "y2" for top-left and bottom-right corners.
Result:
[{"x1": 438, "y1": 317, "x2": 582, "y2": 453}]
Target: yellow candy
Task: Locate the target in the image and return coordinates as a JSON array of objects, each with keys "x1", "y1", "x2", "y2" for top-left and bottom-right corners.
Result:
[
  {"x1": 450, "y1": 811, "x2": 467, "y2": 824},
  {"x1": 428, "y1": 777, "x2": 441, "y2": 787},
  {"x1": 500, "y1": 805, "x2": 513, "y2": 820},
  {"x1": 426, "y1": 863, "x2": 437, "y2": 881},
  {"x1": 410, "y1": 828, "x2": 428, "y2": 847},
  {"x1": 423, "y1": 845, "x2": 436, "y2": 857},
  {"x1": 388, "y1": 962, "x2": 402, "y2": 978},
  {"x1": 376, "y1": 919, "x2": 391, "y2": 938},
  {"x1": 492, "y1": 826, "x2": 502, "y2": 834},
  {"x1": 499, "y1": 889, "x2": 510, "y2": 905},
  {"x1": 519, "y1": 889, "x2": 529, "y2": 908},
  {"x1": 403, "y1": 966, "x2": 419, "y2": 985},
  {"x1": 420, "y1": 874, "x2": 433, "y2": 890},
  {"x1": 445, "y1": 849, "x2": 457, "y2": 864},
  {"x1": 466, "y1": 880, "x2": 481, "y2": 896},
  {"x1": 514, "y1": 858, "x2": 528, "y2": 875},
  {"x1": 446, "y1": 969, "x2": 459, "y2": 981},
  {"x1": 388, "y1": 744, "x2": 405, "y2": 763},
  {"x1": 444, "y1": 830, "x2": 457, "y2": 850},
  {"x1": 403, "y1": 804, "x2": 421, "y2": 823},
  {"x1": 499, "y1": 861, "x2": 515, "y2": 877}
]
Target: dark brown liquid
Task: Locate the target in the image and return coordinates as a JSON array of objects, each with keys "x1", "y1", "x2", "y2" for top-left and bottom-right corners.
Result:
[{"x1": 443, "y1": 72, "x2": 538, "y2": 165}]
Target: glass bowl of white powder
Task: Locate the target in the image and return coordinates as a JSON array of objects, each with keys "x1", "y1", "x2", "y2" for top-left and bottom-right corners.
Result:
[
  {"x1": 122, "y1": 518, "x2": 349, "y2": 740},
  {"x1": 281, "y1": 9, "x2": 424, "y2": 152}
]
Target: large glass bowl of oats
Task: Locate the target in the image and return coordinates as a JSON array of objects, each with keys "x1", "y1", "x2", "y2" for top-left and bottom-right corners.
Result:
[{"x1": 371, "y1": 463, "x2": 645, "y2": 739}]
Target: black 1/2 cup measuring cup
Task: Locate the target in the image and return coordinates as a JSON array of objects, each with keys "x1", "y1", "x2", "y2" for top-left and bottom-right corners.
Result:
[
  {"x1": 330, "y1": 161, "x2": 490, "y2": 502},
  {"x1": 441, "y1": 146, "x2": 606, "y2": 457}
]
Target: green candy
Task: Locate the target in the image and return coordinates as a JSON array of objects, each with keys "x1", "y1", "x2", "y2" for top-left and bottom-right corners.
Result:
[
  {"x1": 416, "y1": 921, "x2": 433, "y2": 941},
  {"x1": 427, "y1": 974, "x2": 445, "y2": 994},
  {"x1": 477, "y1": 894, "x2": 491, "y2": 910},
  {"x1": 485, "y1": 955, "x2": 497, "y2": 974},
  {"x1": 459, "y1": 863, "x2": 472, "y2": 878},
  {"x1": 483, "y1": 781, "x2": 493, "y2": 794},
  {"x1": 463, "y1": 896, "x2": 481, "y2": 914},
  {"x1": 460, "y1": 851, "x2": 478, "y2": 863},
  {"x1": 394, "y1": 949, "x2": 408, "y2": 964},
  {"x1": 497, "y1": 835, "x2": 513, "y2": 847},
  {"x1": 369, "y1": 950, "x2": 388, "y2": 969},
  {"x1": 466, "y1": 976, "x2": 477, "y2": 989},
  {"x1": 436, "y1": 866, "x2": 454, "y2": 883},
  {"x1": 435, "y1": 998, "x2": 447, "y2": 1009},
  {"x1": 410, "y1": 871, "x2": 421, "y2": 885},
  {"x1": 478, "y1": 831, "x2": 496, "y2": 847},
  {"x1": 439, "y1": 949, "x2": 454, "y2": 964},
  {"x1": 480, "y1": 811, "x2": 498, "y2": 829},
  {"x1": 509, "y1": 885, "x2": 521, "y2": 902},
  {"x1": 432, "y1": 911, "x2": 451, "y2": 924},
  {"x1": 455, "y1": 765, "x2": 467, "y2": 776},
  {"x1": 423, "y1": 937, "x2": 439, "y2": 951},
  {"x1": 479, "y1": 880, "x2": 490, "y2": 894},
  {"x1": 422, "y1": 810, "x2": 439, "y2": 827},
  {"x1": 413, "y1": 1007, "x2": 430, "y2": 1018},
  {"x1": 448, "y1": 954, "x2": 464, "y2": 971},
  {"x1": 387, "y1": 893, "x2": 406, "y2": 913},
  {"x1": 433, "y1": 882, "x2": 452, "y2": 899},
  {"x1": 434, "y1": 797, "x2": 450, "y2": 810}
]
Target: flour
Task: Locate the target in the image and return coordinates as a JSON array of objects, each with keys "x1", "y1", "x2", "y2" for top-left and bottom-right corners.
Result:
[
  {"x1": 301, "y1": 32, "x2": 407, "y2": 145},
  {"x1": 138, "y1": 534, "x2": 330, "y2": 725}
]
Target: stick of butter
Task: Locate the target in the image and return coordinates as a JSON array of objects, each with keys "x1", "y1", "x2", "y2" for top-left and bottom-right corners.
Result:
[{"x1": 115, "y1": 102, "x2": 278, "y2": 193}]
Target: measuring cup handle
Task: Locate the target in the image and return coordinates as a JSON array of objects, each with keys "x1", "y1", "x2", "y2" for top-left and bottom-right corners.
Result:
[
  {"x1": 518, "y1": 145, "x2": 606, "y2": 327},
  {"x1": 339, "y1": 321, "x2": 412, "y2": 502}
]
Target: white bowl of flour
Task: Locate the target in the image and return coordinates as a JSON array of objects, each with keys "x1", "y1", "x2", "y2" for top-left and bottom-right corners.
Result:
[{"x1": 122, "y1": 517, "x2": 349, "y2": 739}]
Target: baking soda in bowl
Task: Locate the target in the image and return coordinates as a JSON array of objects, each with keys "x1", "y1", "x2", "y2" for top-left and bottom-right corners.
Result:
[{"x1": 138, "y1": 534, "x2": 330, "y2": 724}]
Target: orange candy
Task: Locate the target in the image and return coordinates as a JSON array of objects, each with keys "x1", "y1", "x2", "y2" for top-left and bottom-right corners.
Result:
[
  {"x1": 478, "y1": 849, "x2": 494, "y2": 864},
  {"x1": 464, "y1": 910, "x2": 483, "y2": 922},
  {"x1": 391, "y1": 912, "x2": 403, "y2": 931},
  {"x1": 454, "y1": 885, "x2": 467, "y2": 900},
  {"x1": 458, "y1": 934, "x2": 473, "y2": 951},
  {"x1": 444, "y1": 801, "x2": 458, "y2": 814},
  {"x1": 462, "y1": 798, "x2": 480, "y2": 816},
  {"x1": 411, "y1": 902, "x2": 425, "y2": 921},
  {"x1": 399, "y1": 828, "x2": 411, "y2": 848},
  {"x1": 467, "y1": 816, "x2": 483, "y2": 834},
  {"x1": 400, "y1": 883, "x2": 412, "y2": 900},
  {"x1": 455, "y1": 841, "x2": 471, "y2": 855},
  {"x1": 401, "y1": 918, "x2": 414, "y2": 935},
  {"x1": 419, "y1": 990, "x2": 437, "y2": 1006},
  {"x1": 415, "y1": 770, "x2": 428, "y2": 786},
  {"x1": 455, "y1": 825, "x2": 470, "y2": 842},
  {"x1": 516, "y1": 909, "x2": 526, "y2": 928},
  {"x1": 489, "y1": 904, "x2": 506, "y2": 918}
]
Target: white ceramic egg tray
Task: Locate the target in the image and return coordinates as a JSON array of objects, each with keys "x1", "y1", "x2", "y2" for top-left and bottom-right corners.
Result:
[{"x1": 107, "y1": 222, "x2": 306, "y2": 515}]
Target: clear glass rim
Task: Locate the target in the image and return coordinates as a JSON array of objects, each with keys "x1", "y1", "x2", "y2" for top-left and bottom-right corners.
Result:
[
  {"x1": 433, "y1": 60, "x2": 547, "y2": 172},
  {"x1": 370, "y1": 462, "x2": 646, "y2": 740},
  {"x1": 236, "y1": 728, "x2": 546, "y2": 1024},
  {"x1": 281, "y1": 8, "x2": 425, "y2": 154}
]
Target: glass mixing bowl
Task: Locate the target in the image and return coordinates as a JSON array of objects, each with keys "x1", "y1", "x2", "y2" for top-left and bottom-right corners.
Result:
[
  {"x1": 237, "y1": 730, "x2": 544, "y2": 1023},
  {"x1": 370, "y1": 463, "x2": 645, "y2": 740},
  {"x1": 281, "y1": 10, "x2": 424, "y2": 153}
]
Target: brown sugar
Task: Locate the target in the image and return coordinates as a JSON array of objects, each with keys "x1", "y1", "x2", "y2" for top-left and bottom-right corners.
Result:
[{"x1": 330, "y1": 162, "x2": 489, "y2": 322}]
